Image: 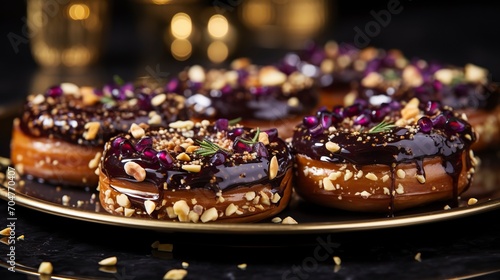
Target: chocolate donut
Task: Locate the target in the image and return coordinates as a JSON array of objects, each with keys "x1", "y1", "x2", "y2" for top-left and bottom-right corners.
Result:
[
  {"x1": 167, "y1": 59, "x2": 318, "y2": 139},
  {"x1": 98, "y1": 119, "x2": 293, "y2": 223},
  {"x1": 277, "y1": 40, "x2": 409, "y2": 109},
  {"x1": 11, "y1": 80, "x2": 189, "y2": 187},
  {"x1": 353, "y1": 60, "x2": 500, "y2": 151},
  {"x1": 291, "y1": 97, "x2": 478, "y2": 213}
]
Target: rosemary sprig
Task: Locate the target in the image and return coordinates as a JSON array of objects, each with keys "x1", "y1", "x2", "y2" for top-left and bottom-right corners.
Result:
[
  {"x1": 113, "y1": 74, "x2": 125, "y2": 86},
  {"x1": 228, "y1": 117, "x2": 242, "y2": 126},
  {"x1": 195, "y1": 139, "x2": 225, "y2": 156},
  {"x1": 239, "y1": 127, "x2": 260, "y2": 145},
  {"x1": 368, "y1": 121, "x2": 396, "y2": 134}
]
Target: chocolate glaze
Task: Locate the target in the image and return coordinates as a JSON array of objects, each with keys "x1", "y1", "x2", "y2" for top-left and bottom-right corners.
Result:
[
  {"x1": 18, "y1": 82, "x2": 189, "y2": 146},
  {"x1": 170, "y1": 64, "x2": 318, "y2": 121},
  {"x1": 101, "y1": 122, "x2": 293, "y2": 210},
  {"x1": 356, "y1": 61, "x2": 500, "y2": 111},
  {"x1": 292, "y1": 99, "x2": 476, "y2": 213}
]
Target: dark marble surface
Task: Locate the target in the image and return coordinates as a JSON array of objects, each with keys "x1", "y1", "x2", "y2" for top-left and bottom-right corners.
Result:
[
  {"x1": 2, "y1": 1, "x2": 500, "y2": 279},
  {"x1": 1, "y1": 201, "x2": 500, "y2": 279}
]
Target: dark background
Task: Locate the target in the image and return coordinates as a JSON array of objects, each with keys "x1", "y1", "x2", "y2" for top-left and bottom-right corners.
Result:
[{"x1": 1, "y1": 0, "x2": 500, "y2": 82}]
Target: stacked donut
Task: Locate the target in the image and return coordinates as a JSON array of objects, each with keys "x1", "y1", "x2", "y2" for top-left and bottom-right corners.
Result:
[{"x1": 11, "y1": 41, "x2": 497, "y2": 221}]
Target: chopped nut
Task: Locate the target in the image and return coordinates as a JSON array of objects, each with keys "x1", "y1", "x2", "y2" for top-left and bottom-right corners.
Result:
[
  {"x1": 188, "y1": 65, "x2": 205, "y2": 82},
  {"x1": 245, "y1": 191, "x2": 256, "y2": 201},
  {"x1": 259, "y1": 66, "x2": 287, "y2": 86},
  {"x1": 414, "y1": 252, "x2": 422, "y2": 262},
  {"x1": 31, "y1": 94, "x2": 45, "y2": 105},
  {"x1": 61, "y1": 82, "x2": 80, "y2": 95},
  {"x1": 333, "y1": 256, "x2": 341, "y2": 265},
  {"x1": 271, "y1": 217, "x2": 282, "y2": 223},
  {"x1": 382, "y1": 174, "x2": 390, "y2": 182},
  {"x1": 237, "y1": 263, "x2": 247, "y2": 270},
  {"x1": 124, "y1": 161, "x2": 146, "y2": 182},
  {"x1": 116, "y1": 194, "x2": 131, "y2": 208},
  {"x1": 402, "y1": 65, "x2": 424, "y2": 87},
  {"x1": 38, "y1": 262, "x2": 53, "y2": 275},
  {"x1": 181, "y1": 262, "x2": 189, "y2": 269},
  {"x1": 325, "y1": 141, "x2": 341, "y2": 153},
  {"x1": 200, "y1": 207, "x2": 218, "y2": 223},
  {"x1": 467, "y1": 198, "x2": 478, "y2": 205},
  {"x1": 344, "y1": 170, "x2": 353, "y2": 181},
  {"x1": 17, "y1": 235, "x2": 25, "y2": 241},
  {"x1": 98, "y1": 256, "x2": 117, "y2": 266},
  {"x1": 163, "y1": 269, "x2": 188, "y2": 280},
  {"x1": 281, "y1": 216, "x2": 298, "y2": 224},
  {"x1": 173, "y1": 200, "x2": 190, "y2": 221},
  {"x1": 328, "y1": 171, "x2": 342, "y2": 181},
  {"x1": 182, "y1": 164, "x2": 201, "y2": 173},
  {"x1": 259, "y1": 191, "x2": 270, "y2": 206},
  {"x1": 151, "y1": 240, "x2": 160, "y2": 249},
  {"x1": 396, "y1": 169, "x2": 406, "y2": 179},
  {"x1": 322, "y1": 177, "x2": 335, "y2": 191},
  {"x1": 151, "y1": 93, "x2": 167, "y2": 107},
  {"x1": 225, "y1": 203, "x2": 238, "y2": 216},
  {"x1": 130, "y1": 123, "x2": 145, "y2": 139},
  {"x1": 144, "y1": 200, "x2": 156, "y2": 215},
  {"x1": 269, "y1": 156, "x2": 278, "y2": 180},
  {"x1": 416, "y1": 174, "x2": 426, "y2": 184},
  {"x1": 434, "y1": 68, "x2": 456, "y2": 85},
  {"x1": 84, "y1": 122, "x2": 100, "y2": 140},
  {"x1": 185, "y1": 145, "x2": 199, "y2": 154},
  {"x1": 258, "y1": 132, "x2": 270, "y2": 145},
  {"x1": 361, "y1": 72, "x2": 383, "y2": 87},
  {"x1": 365, "y1": 173, "x2": 378, "y2": 181},
  {"x1": 169, "y1": 120, "x2": 195, "y2": 130},
  {"x1": 158, "y1": 243, "x2": 174, "y2": 252},
  {"x1": 464, "y1": 63, "x2": 488, "y2": 84},
  {"x1": 88, "y1": 152, "x2": 102, "y2": 169},
  {"x1": 271, "y1": 193, "x2": 281, "y2": 203},
  {"x1": 396, "y1": 183, "x2": 405, "y2": 194},
  {"x1": 81, "y1": 87, "x2": 100, "y2": 105},
  {"x1": 176, "y1": 152, "x2": 191, "y2": 161},
  {"x1": 124, "y1": 208, "x2": 135, "y2": 217},
  {"x1": 148, "y1": 114, "x2": 162, "y2": 125}
]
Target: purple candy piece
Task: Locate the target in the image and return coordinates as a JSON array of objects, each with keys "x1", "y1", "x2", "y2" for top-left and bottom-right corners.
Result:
[
  {"x1": 210, "y1": 152, "x2": 227, "y2": 166},
  {"x1": 309, "y1": 124, "x2": 324, "y2": 137},
  {"x1": 120, "y1": 140, "x2": 135, "y2": 156},
  {"x1": 253, "y1": 142, "x2": 269, "y2": 158},
  {"x1": 233, "y1": 139, "x2": 253, "y2": 153},
  {"x1": 142, "y1": 147, "x2": 158, "y2": 161},
  {"x1": 228, "y1": 127, "x2": 244, "y2": 140},
  {"x1": 215, "y1": 118, "x2": 229, "y2": 131},
  {"x1": 135, "y1": 137, "x2": 153, "y2": 152},
  {"x1": 418, "y1": 116, "x2": 433, "y2": 133},
  {"x1": 303, "y1": 116, "x2": 319, "y2": 128},
  {"x1": 166, "y1": 78, "x2": 180, "y2": 93},
  {"x1": 425, "y1": 100, "x2": 441, "y2": 116},
  {"x1": 445, "y1": 117, "x2": 466, "y2": 134},
  {"x1": 157, "y1": 150, "x2": 174, "y2": 167},
  {"x1": 432, "y1": 113, "x2": 447, "y2": 128},
  {"x1": 45, "y1": 85, "x2": 63, "y2": 98},
  {"x1": 264, "y1": 128, "x2": 278, "y2": 142},
  {"x1": 354, "y1": 113, "x2": 371, "y2": 126}
]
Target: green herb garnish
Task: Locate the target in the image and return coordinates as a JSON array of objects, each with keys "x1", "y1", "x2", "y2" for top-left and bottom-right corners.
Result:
[
  {"x1": 100, "y1": 96, "x2": 116, "y2": 106},
  {"x1": 228, "y1": 117, "x2": 242, "y2": 126},
  {"x1": 113, "y1": 74, "x2": 125, "y2": 86},
  {"x1": 239, "y1": 127, "x2": 260, "y2": 145},
  {"x1": 368, "y1": 121, "x2": 396, "y2": 134},
  {"x1": 195, "y1": 139, "x2": 226, "y2": 156}
]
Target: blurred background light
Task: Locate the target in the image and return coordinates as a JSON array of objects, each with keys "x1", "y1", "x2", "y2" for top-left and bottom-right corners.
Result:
[
  {"x1": 171, "y1": 38, "x2": 192, "y2": 61},
  {"x1": 68, "y1": 4, "x2": 91, "y2": 21},
  {"x1": 207, "y1": 40, "x2": 228, "y2": 63},
  {"x1": 208, "y1": 14, "x2": 229, "y2": 38},
  {"x1": 171, "y1": 12, "x2": 192, "y2": 39}
]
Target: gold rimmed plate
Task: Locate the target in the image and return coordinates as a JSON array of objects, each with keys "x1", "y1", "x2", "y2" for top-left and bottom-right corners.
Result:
[{"x1": 1, "y1": 152, "x2": 500, "y2": 235}]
